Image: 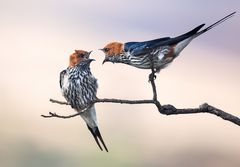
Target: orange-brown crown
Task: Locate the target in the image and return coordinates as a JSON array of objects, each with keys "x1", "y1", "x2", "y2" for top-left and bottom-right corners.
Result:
[
  {"x1": 69, "y1": 50, "x2": 89, "y2": 67},
  {"x1": 102, "y1": 42, "x2": 124, "y2": 57}
]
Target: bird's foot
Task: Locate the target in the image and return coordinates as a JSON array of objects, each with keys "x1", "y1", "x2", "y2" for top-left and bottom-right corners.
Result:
[{"x1": 148, "y1": 73, "x2": 156, "y2": 82}]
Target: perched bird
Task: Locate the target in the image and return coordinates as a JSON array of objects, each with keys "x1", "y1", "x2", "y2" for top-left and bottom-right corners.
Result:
[
  {"x1": 101, "y1": 12, "x2": 236, "y2": 76},
  {"x1": 60, "y1": 50, "x2": 108, "y2": 152}
]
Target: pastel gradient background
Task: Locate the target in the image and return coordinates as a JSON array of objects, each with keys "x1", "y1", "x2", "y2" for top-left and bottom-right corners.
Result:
[{"x1": 0, "y1": 0, "x2": 240, "y2": 167}]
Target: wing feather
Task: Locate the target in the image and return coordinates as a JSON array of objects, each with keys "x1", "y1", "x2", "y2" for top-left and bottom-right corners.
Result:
[
  {"x1": 59, "y1": 69, "x2": 67, "y2": 89},
  {"x1": 124, "y1": 24, "x2": 204, "y2": 57}
]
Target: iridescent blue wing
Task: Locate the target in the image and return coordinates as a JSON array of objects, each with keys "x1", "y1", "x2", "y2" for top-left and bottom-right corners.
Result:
[
  {"x1": 124, "y1": 24, "x2": 205, "y2": 57},
  {"x1": 124, "y1": 37, "x2": 170, "y2": 56}
]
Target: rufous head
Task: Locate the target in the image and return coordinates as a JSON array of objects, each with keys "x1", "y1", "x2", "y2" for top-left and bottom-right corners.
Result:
[
  {"x1": 69, "y1": 50, "x2": 92, "y2": 67},
  {"x1": 100, "y1": 42, "x2": 124, "y2": 64}
]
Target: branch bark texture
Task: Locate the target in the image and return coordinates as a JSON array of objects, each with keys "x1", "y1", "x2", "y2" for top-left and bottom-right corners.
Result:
[
  {"x1": 43, "y1": 98, "x2": 240, "y2": 126},
  {"x1": 43, "y1": 53, "x2": 240, "y2": 126}
]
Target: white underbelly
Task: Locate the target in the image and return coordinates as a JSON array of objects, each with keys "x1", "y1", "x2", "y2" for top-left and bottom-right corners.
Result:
[{"x1": 174, "y1": 37, "x2": 194, "y2": 56}]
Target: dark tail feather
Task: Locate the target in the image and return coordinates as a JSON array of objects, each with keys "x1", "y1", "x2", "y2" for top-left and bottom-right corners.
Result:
[
  {"x1": 195, "y1": 12, "x2": 236, "y2": 37},
  {"x1": 172, "y1": 24, "x2": 205, "y2": 43},
  {"x1": 87, "y1": 125, "x2": 103, "y2": 151},
  {"x1": 182, "y1": 24, "x2": 205, "y2": 37},
  {"x1": 94, "y1": 127, "x2": 108, "y2": 152},
  {"x1": 172, "y1": 12, "x2": 236, "y2": 44},
  {"x1": 87, "y1": 125, "x2": 108, "y2": 152}
]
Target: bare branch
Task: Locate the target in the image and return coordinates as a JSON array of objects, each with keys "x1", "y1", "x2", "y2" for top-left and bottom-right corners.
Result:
[
  {"x1": 50, "y1": 99, "x2": 69, "y2": 105},
  {"x1": 49, "y1": 98, "x2": 154, "y2": 105},
  {"x1": 149, "y1": 52, "x2": 158, "y2": 101},
  {"x1": 41, "y1": 112, "x2": 80, "y2": 119},
  {"x1": 159, "y1": 103, "x2": 240, "y2": 126},
  {"x1": 43, "y1": 52, "x2": 240, "y2": 126},
  {"x1": 44, "y1": 98, "x2": 156, "y2": 118},
  {"x1": 95, "y1": 98, "x2": 154, "y2": 104},
  {"x1": 45, "y1": 98, "x2": 240, "y2": 126}
]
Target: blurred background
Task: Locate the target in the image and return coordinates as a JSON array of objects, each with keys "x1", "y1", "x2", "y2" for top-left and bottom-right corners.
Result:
[{"x1": 0, "y1": 0, "x2": 240, "y2": 167}]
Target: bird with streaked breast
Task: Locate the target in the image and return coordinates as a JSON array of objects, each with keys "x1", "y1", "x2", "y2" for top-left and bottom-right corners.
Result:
[
  {"x1": 101, "y1": 12, "x2": 236, "y2": 75},
  {"x1": 60, "y1": 50, "x2": 108, "y2": 152}
]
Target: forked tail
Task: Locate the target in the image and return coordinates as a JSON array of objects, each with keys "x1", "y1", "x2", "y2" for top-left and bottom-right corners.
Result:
[
  {"x1": 87, "y1": 125, "x2": 108, "y2": 152},
  {"x1": 173, "y1": 12, "x2": 236, "y2": 56},
  {"x1": 195, "y1": 12, "x2": 236, "y2": 37}
]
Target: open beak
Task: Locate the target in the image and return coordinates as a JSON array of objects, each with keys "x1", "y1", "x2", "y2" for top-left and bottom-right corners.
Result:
[
  {"x1": 88, "y1": 50, "x2": 92, "y2": 55},
  {"x1": 86, "y1": 51, "x2": 92, "y2": 59},
  {"x1": 99, "y1": 49, "x2": 111, "y2": 65},
  {"x1": 102, "y1": 57, "x2": 110, "y2": 65},
  {"x1": 88, "y1": 58, "x2": 95, "y2": 62}
]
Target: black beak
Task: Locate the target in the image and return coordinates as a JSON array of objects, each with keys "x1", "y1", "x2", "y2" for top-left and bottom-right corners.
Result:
[
  {"x1": 86, "y1": 50, "x2": 92, "y2": 59},
  {"x1": 102, "y1": 57, "x2": 110, "y2": 65},
  {"x1": 88, "y1": 58, "x2": 95, "y2": 62},
  {"x1": 99, "y1": 49, "x2": 109, "y2": 65},
  {"x1": 87, "y1": 51, "x2": 92, "y2": 58}
]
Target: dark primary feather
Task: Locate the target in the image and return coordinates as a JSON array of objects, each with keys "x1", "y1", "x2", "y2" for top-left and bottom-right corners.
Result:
[
  {"x1": 124, "y1": 24, "x2": 205, "y2": 57},
  {"x1": 124, "y1": 37, "x2": 170, "y2": 52},
  {"x1": 169, "y1": 24, "x2": 205, "y2": 45},
  {"x1": 87, "y1": 125, "x2": 108, "y2": 152},
  {"x1": 124, "y1": 37, "x2": 170, "y2": 56},
  {"x1": 194, "y1": 12, "x2": 236, "y2": 37},
  {"x1": 59, "y1": 69, "x2": 67, "y2": 89}
]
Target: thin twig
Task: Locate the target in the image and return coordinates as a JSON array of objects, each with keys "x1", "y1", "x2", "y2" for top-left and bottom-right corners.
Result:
[
  {"x1": 50, "y1": 99, "x2": 69, "y2": 105},
  {"x1": 95, "y1": 98, "x2": 154, "y2": 104},
  {"x1": 148, "y1": 52, "x2": 162, "y2": 112},
  {"x1": 49, "y1": 98, "x2": 154, "y2": 105},
  {"x1": 41, "y1": 112, "x2": 80, "y2": 119},
  {"x1": 44, "y1": 99, "x2": 240, "y2": 126},
  {"x1": 149, "y1": 52, "x2": 158, "y2": 101},
  {"x1": 160, "y1": 103, "x2": 240, "y2": 126},
  {"x1": 42, "y1": 98, "x2": 156, "y2": 118}
]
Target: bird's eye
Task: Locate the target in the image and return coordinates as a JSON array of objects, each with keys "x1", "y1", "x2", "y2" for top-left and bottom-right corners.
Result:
[
  {"x1": 79, "y1": 54, "x2": 85, "y2": 58},
  {"x1": 104, "y1": 48, "x2": 110, "y2": 52}
]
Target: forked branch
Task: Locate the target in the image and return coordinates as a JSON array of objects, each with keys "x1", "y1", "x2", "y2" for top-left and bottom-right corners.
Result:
[
  {"x1": 43, "y1": 98, "x2": 240, "y2": 126},
  {"x1": 42, "y1": 53, "x2": 240, "y2": 126}
]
